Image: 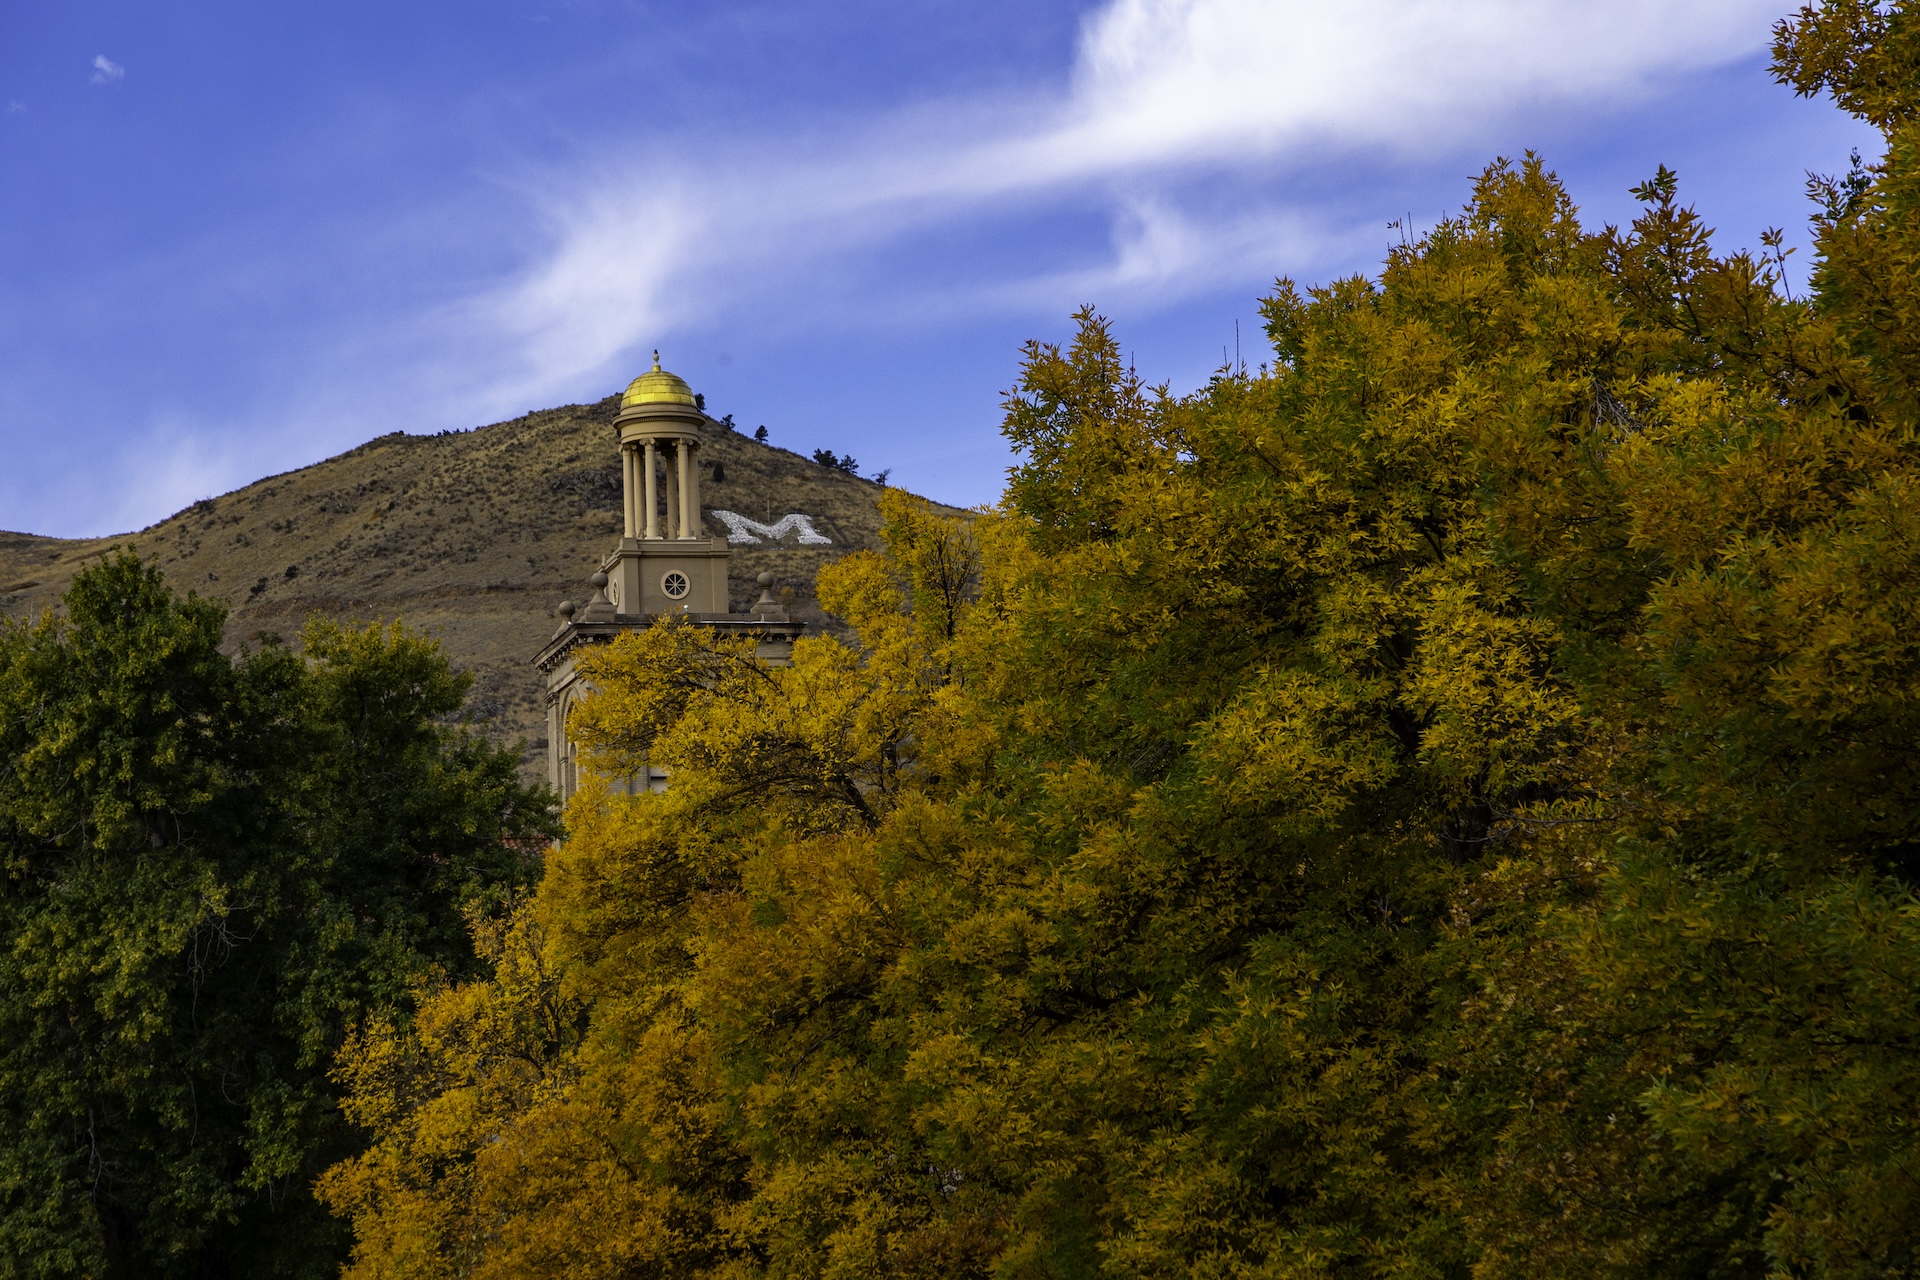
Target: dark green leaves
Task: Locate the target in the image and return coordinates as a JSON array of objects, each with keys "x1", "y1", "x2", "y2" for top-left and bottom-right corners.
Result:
[{"x1": 0, "y1": 553, "x2": 552, "y2": 1278}]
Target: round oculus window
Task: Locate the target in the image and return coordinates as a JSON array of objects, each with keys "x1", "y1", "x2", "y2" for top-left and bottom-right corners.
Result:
[{"x1": 661, "y1": 570, "x2": 691, "y2": 600}]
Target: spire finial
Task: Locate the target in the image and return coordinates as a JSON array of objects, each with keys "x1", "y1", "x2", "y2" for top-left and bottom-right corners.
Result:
[{"x1": 652, "y1": 349, "x2": 661, "y2": 371}]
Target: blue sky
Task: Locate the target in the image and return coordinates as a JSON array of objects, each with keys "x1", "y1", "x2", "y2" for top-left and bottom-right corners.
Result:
[{"x1": 0, "y1": 0, "x2": 1881, "y2": 537}]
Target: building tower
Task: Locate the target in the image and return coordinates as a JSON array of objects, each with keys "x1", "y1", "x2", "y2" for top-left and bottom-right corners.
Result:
[
  {"x1": 602, "y1": 352, "x2": 732, "y2": 615},
  {"x1": 532, "y1": 354, "x2": 804, "y2": 800}
]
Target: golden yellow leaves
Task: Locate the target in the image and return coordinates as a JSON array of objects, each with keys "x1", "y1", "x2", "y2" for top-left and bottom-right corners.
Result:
[{"x1": 318, "y1": 902, "x2": 585, "y2": 1278}]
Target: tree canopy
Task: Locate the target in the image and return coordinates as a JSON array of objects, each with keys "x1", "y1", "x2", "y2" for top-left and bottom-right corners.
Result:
[
  {"x1": 320, "y1": 1, "x2": 1920, "y2": 1274},
  {"x1": 0, "y1": 554, "x2": 552, "y2": 1277}
]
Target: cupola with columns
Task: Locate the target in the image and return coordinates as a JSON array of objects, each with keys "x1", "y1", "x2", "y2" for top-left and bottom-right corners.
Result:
[
  {"x1": 532, "y1": 353, "x2": 806, "y2": 800},
  {"x1": 598, "y1": 351, "x2": 731, "y2": 615}
]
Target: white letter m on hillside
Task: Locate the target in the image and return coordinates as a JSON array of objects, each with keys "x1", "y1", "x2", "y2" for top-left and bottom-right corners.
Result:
[{"x1": 710, "y1": 510, "x2": 833, "y2": 546}]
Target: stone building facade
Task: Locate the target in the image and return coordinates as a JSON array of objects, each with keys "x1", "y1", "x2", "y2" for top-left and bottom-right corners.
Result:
[{"x1": 531, "y1": 355, "x2": 804, "y2": 799}]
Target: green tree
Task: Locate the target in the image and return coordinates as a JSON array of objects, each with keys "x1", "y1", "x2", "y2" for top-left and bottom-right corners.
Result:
[{"x1": 0, "y1": 553, "x2": 551, "y2": 1278}]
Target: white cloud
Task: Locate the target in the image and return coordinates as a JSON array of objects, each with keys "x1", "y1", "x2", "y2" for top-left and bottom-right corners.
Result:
[
  {"x1": 439, "y1": 0, "x2": 1781, "y2": 422},
  {"x1": 980, "y1": 196, "x2": 1374, "y2": 314},
  {"x1": 1056, "y1": 0, "x2": 1776, "y2": 170},
  {"x1": 91, "y1": 55, "x2": 125, "y2": 85},
  {"x1": 455, "y1": 181, "x2": 697, "y2": 412},
  {"x1": 5, "y1": 101, "x2": 23, "y2": 114}
]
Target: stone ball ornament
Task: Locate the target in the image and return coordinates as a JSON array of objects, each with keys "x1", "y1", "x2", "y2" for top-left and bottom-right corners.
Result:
[
  {"x1": 556, "y1": 599, "x2": 577, "y2": 620},
  {"x1": 752, "y1": 570, "x2": 781, "y2": 613}
]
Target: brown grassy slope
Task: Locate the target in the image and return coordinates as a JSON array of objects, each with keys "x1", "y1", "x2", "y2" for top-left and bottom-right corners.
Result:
[{"x1": 0, "y1": 395, "x2": 966, "y2": 772}]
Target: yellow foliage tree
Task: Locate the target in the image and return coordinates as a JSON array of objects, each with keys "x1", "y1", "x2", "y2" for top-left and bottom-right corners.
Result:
[
  {"x1": 323, "y1": 7, "x2": 1920, "y2": 1273},
  {"x1": 319, "y1": 489, "x2": 973, "y2": 1278}
]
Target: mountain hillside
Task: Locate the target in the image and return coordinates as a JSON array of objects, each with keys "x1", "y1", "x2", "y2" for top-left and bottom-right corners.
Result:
[{"x1": 0, "y1": 395, "x2": 964, "y2": 773}]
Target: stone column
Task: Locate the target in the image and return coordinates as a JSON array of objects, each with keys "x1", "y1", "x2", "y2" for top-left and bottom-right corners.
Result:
[
  {"x1": 643, "y1": 439, "x2": 659, "y2": 539},
  {"x1": 685, "y1": 440, "x2": 697, "y2": 538},
  {"x1": 621, "y1": 444, "x2": 637, "y2": 538},
  {"x1": 663, "y1": 442, "x2": 681, "y2": 540},
  {"x1": 686, "y1": 440, "x2": 701, "y2": 537}
]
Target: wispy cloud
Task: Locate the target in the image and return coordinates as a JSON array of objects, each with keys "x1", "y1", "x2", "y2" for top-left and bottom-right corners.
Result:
[
  {"x1": 979, "y1": 197, "x2": 1374, "y2": 316},
  {"x1": 1058, "y1": 0, "x2": 1776, "y2": 168},
  {"x1": 91, "y1": 55, "x2": 125, "y2": 85},
  {"x1": 5, "y1": 101, "x2": 24, "y2": 114},
  {"x1": 433, "y1": 0, "x2": 1782, "y2": 421}
]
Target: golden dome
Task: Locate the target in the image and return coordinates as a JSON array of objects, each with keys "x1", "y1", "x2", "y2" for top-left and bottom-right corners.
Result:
[{"x1": 621, "y1": 351, "x2": 696, "y2": 409}]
